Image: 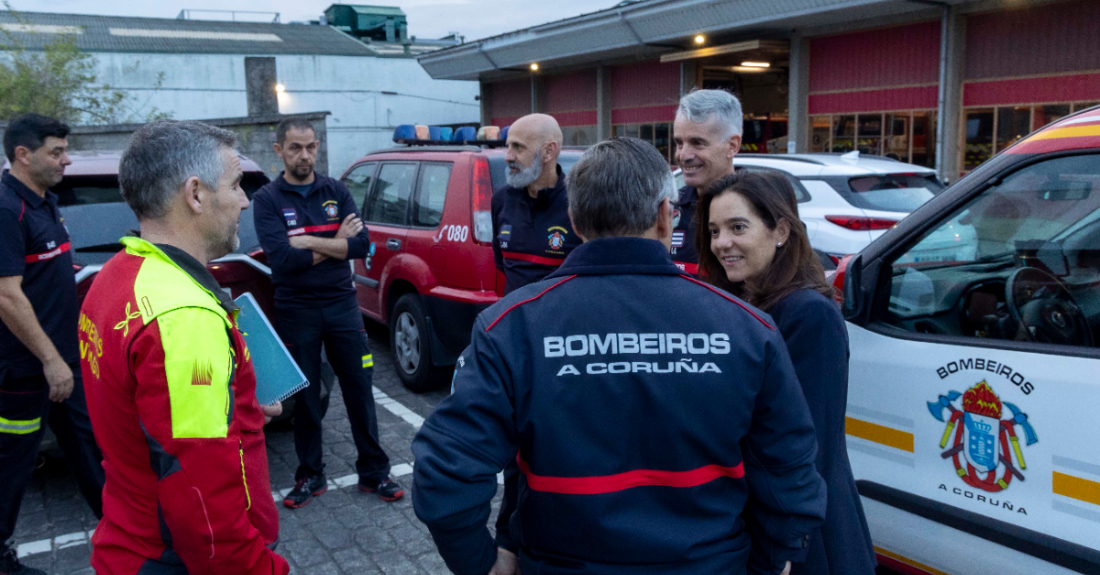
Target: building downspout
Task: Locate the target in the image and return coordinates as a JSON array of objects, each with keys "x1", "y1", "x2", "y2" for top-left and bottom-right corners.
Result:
[{"x1": 934, "y1": 5, "x2": 949, "y2": 179}]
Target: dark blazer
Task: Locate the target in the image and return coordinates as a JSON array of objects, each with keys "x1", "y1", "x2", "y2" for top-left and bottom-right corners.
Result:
[{"x1": 769, "y1": 289, "x2": 877, "y2": 575}]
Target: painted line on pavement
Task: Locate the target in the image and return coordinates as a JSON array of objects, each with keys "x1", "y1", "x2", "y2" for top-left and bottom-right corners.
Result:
[
  {"x1": 18, "y1": 387, "x2": 437, "y2": 559},
  {"x1": 374, "y1": 385, "x2": 425, "y2": 428},
  {"x1": 17, "y1": 530, "x2": 94, "y2": 559}
]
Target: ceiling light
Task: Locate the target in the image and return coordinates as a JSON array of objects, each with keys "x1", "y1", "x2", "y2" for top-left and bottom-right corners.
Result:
[
  {"x1": 694, "y1": 35, "x2": 705, "y2": 44},
  {"x1": 530, "y1": 63, "x2": 539, "y2": 71},
  {"x1": 740, "y1": 61, "x2": 770, "y2": 68},
  {"x1": 275, "y1": 83, "x2": 285, "y2": 92}
]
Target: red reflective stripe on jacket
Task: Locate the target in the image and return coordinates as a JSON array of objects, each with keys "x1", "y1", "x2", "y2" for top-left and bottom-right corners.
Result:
[
  {"x1": 25, "y1": 241, "x2": 70, "y2": 263},
  {"x1": 501, "y1": 250, "x2": 565, "y2": 266},
  {"x1": 485, "y1": 275, "x2": 576, "y2": 331},
  {"x1": 517, "y1": 456, "x2": 745, "y2": 495},
  {"x1": 287, "y1": 223, "x2": 340, "y2": 236}
]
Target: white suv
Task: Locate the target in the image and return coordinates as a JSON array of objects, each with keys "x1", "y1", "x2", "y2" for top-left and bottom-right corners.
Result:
[
  {"x1": 733, "y1": 152, "x2": 943, "y2": 261},
  {"x1": 671, "y1": 152, "x2": 944, "y2": 262}
]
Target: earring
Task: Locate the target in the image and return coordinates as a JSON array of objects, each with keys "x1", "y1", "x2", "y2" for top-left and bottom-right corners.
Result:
[{"x1": 777, "y1": 242, "x2": 783, "y2": 247}]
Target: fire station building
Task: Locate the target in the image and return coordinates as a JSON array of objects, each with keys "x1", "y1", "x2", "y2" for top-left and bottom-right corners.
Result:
[{"x1": 418, "y1": 0, "x2": 1100, "y2": 180}]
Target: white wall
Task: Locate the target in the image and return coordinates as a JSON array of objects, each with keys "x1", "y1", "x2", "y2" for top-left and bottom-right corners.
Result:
[
  {"x1": 90, "y1": 52, "x2": 481, "y2": 176},
  {"x1": 275, "y1": 55, "x2": 480, "y2": 176},
  {"x1": 91, "y1": 53, "x2": 250, "y2": 121}
]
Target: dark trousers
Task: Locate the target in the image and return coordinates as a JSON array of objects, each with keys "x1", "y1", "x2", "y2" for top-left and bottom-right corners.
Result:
[
  {"x1": 0, "y1": 361, "x2": 104, "y2": 543},
  {"x1": 276, "y1": 297, "x2": 390, "y2": 484}
]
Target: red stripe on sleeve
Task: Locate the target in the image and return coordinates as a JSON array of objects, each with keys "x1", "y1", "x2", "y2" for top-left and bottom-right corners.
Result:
[
  {"x1": 287, "y1": 223, "x2": 341, "y2": 237},
  {"x1": 501, "y1": 250, "x2": 566, "y2": 266},
  {"x1": 517, "y1": 456, "x2": 744, "y2": 495},
  {"x1": 485, "y1": 275, "x2": 576, "y2": 331},
  {"x1": 25, "y1": 242, "x2": 71, "y2": 263}
]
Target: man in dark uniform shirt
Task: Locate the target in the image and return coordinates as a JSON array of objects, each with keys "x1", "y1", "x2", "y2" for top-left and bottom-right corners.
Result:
[
  {"x1": 489, "y1": 113, "x2": 581, "y2": 573},
  {"x1": 671, "y1": 90, "x2": 743, "y2": 275},
  {"x1": 253, "y1": 119, "x2": 403, "y2": 510},
  {"x1": 492, "y1": 113, "x2": 581, "y2": 295},
  {"x1": 0, "y1": 114, "x2": 104, "y2": 575}
]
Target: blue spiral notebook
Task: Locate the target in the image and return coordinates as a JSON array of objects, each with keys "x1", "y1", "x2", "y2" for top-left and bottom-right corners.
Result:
[{"x1": 233, "y1": 292, "x2": 309, "y2": 405}]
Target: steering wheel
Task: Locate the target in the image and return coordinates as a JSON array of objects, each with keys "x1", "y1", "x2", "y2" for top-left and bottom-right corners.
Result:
[{"x1": 1005, "y1": 267, "x2": 1094, "y2": 347}]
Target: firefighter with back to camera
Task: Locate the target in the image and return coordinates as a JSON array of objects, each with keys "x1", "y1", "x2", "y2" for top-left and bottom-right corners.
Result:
[{"x1": 412, "y1": 137, "x2": 826, "y2": 575}]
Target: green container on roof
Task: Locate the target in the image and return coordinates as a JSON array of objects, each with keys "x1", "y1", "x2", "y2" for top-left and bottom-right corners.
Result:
[{"x1": 324, "y1": 4, "x2": 408, "y2": 43}]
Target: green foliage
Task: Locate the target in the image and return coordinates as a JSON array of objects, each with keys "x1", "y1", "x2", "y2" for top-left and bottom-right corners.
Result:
[{"x1": 0, "y1": 5, "x2": 170, "y2": 124}]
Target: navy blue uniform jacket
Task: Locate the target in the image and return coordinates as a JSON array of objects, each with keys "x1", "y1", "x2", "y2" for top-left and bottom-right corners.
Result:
[
  {"x1": 491, "y1": 165, "x2": 581, "y2": 295},
  {"x1": 412, "y1": 237, "x2": 826, "y2": 575},
  {"x1": 252, "y1": 173, "x2": 370, "y2": 308},
  {"x1": 0, "y1": 171, "x2": 79, "y2": 377},
  {"x1": 768, "y1": 290, "x2": 876, "y2": 575},
  {"x1": 670, "y1": 184, "x2": 699, "y2": 275}
]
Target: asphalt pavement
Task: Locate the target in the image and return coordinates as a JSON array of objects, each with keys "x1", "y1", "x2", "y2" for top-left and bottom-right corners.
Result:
[{"x1": 12, "y1": 320, "x2": 900, "y2": 574}]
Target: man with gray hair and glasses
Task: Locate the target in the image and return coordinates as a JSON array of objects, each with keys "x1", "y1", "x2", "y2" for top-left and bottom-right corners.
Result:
[
  {"x1": 413, "y1": 137, "x2": 825, "y2": 575},
  {"x1": 671, "y1": 89, "x2": 743, "y2": 274},
  {"x1": 79, "y1": 121, "x2": 288, "y2": 574}
]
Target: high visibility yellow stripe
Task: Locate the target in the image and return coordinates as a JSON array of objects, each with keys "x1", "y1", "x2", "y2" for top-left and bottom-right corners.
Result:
[
  {"x1": 0, "y1": 416, "x2": 41, "y2": 435},
  {"x1": 239, "y1": 442, "x2": 251, "y2": 510},
  {"x1": 874, "y1": 546, "x2": 953, "y2": 575},
  {"x1": 845, "y1": 417, "x2": 914, "y2": 453},
  {"x1": 1030, "y1": 124, "x2": 1100, "y2": 141},
  {"x1": 1053, "y1": 471, "x2": 1100, "y2": 507},
  {"x1": 362, "y1": 354, "x2": 373, "y2": 368},
  {"x1": 159, "y1": 308, "x2": 231, "y2": 439}
]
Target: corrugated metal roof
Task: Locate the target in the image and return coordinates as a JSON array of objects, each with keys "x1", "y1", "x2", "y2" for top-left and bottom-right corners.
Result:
[
  {"x1": 0, "y1": 10, "x2": 376, "y2": 56},
  {"x1": 418, "y1": 0, "x2": 977, "y2": 81}
]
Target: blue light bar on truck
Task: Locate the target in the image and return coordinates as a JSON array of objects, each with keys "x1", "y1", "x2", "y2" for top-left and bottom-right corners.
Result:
[
  {"x1": 391, "y1": 124, "x2": 508, "y2": 146},
  {"x1": 393, "y1": 125, "x2": 417, "y2": 143},
  {"x1": 453, "y1": 126, "x2": 477, "y2": 142}
]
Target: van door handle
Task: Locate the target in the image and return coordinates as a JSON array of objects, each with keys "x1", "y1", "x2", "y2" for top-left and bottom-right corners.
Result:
[{"x1": 386, "y1": 238, "x2": 402, "y2": 251}]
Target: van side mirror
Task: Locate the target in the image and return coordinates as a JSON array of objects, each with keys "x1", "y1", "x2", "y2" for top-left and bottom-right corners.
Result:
[{"x1": 841, "y1": 254, "x2": 862, "y2": 320}]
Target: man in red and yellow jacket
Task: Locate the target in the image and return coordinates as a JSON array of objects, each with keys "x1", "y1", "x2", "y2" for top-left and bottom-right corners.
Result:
[{"x1": 79, "y1": 121, "x2": 288, "y2": 574}]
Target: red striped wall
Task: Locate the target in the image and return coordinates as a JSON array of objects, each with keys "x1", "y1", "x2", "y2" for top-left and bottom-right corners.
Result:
[
  {"x1": 611, "y1": 61, "x2": 680, "y2": 124},
  {"x1": 964, "y1": 73, "x2": 1100, "y2": 107},
  {"x1": 808, "y1": 21, "x2": 940, "y2": 114},
  {"x1": 965, "y1": 0, "x2": 1100, "y2": 81},
  {"x1": 809, "y1": 21, "x2": 940, "y2": 93},
  {"x1": 542, "y1": 70, "x2": 597, "y2": 127},
  {"x1": 810, "y1": 86, "x2": 939, "y2": 115},
  {"x1": 489, "y1": 79, "x2": 530, "y2": 127},
  {"x1": 962, "y1": 0, "x2": 1100, "y2": 107}
]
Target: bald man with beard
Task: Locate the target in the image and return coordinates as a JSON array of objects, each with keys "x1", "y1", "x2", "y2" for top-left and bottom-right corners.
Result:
[
  {"x1": 488, "y1": 114, "x2": 581, "y2": 574},
  {"x1": 491, "y1": 114, "x2": 582, "y2": 295}
]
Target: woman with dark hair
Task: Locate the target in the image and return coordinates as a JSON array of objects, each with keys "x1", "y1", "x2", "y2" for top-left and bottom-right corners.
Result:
[{"x1": 695, "y1": 170, "x2": 876, "y2": 575}]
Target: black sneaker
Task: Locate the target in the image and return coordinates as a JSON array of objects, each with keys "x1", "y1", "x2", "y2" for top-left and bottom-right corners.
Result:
[
  {"x1": 0, "y1": 545, "x2": 46, "y2": 575},
  {"x1": 358, "y1": 477, "x2": 405, "y2": 502},
  {"x1": 282, "y1": 474, "x2": 328, "y2": 509}
]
